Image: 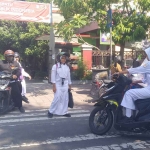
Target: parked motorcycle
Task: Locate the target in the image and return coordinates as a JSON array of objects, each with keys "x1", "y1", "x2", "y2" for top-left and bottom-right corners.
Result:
[
  {"x1": 0, "y1": 70, "x2": 17, "y2": 115},
  {"x1": 89, "y1": 74, "x2": 150, "y2": 135}
]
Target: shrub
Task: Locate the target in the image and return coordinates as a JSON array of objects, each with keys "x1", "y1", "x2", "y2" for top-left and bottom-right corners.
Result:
[
  {"x1": 71, "y1": 59, "x2": 91, "y2": 80},
  {"x1": 83, "y1": 70, "x2": 92, "y2": 80}
]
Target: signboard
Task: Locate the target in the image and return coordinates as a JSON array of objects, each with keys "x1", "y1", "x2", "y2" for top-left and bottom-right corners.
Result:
[
  {"x1": 0, "y1": 0, "x2": 50, "y2": 23},
  {"x1": 100, "y1": 31, "x2": 115, "y2": 45},
  {"x1": 107, "y1": 9, "x2": 112, "y2": 28}
]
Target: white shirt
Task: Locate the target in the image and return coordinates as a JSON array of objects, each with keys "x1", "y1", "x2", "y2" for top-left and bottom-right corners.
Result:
[{"x1": 51, "y1": 63, "x2": 72, "y2": 85}]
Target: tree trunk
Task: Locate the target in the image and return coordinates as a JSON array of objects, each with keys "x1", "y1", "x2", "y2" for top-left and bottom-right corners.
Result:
[{"x1": 120, "y1": 42, "x2": 125, "y2": 67}]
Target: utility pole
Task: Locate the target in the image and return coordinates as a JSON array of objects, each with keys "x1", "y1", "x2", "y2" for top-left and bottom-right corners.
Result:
[
  {"x1": 107, "y1": 5, "x2": 112, "y2": 79},
  {"x1": 49, "y1": 1, "x2": 55, "y2": 83}
]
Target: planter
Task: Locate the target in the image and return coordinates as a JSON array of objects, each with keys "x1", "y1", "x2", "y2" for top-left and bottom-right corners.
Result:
[{"x1": 92, "y1": 68, "x2": 109, "y2": 81}]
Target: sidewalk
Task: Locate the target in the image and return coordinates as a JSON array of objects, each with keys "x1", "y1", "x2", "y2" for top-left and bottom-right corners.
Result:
[{"x1": 23, "y1": 80, "x2": 95, "y2": 110}]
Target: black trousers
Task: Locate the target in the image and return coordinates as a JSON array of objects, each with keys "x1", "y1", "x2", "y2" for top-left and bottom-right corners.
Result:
[{"x1": 10, "y1": 81, "x2": 22, "y2": 108}]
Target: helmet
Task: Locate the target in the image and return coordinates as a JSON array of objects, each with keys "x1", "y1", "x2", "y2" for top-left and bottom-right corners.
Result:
[
  {"x1": 4, "y1": 50, "x2": 14, "y2": 57},
  {"x1": 14, "y1": 52, "x2": 20, "y2": 58},
  {"x1": 114, "y1": 55, "x2": 122, "y2": 62},
  {"x1": 56, "y1": 52, "x2": 70, "y2": 62}
]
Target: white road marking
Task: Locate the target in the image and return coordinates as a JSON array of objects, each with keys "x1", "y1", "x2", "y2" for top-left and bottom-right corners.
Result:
[
  {"x1": 0, "y1": 110, "x2": 89, "y2": 119},
  {"x1": 0, "y1": 134, "x2": 119, "y2": 149},
  {"x1": 0, "y1": 113, "x2": 90, "y2": 124},
  {"x1": 72, "y1": 140, "x2": 150, "y2": 150}
]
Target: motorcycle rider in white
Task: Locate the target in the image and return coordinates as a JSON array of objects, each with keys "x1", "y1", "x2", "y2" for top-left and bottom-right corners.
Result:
[
  {"x1": 116, "y1": 47, "x2": 150, "y2": 122},
  {"x1": 14, "y1": 52, "x2": 31, "y2": 103}
]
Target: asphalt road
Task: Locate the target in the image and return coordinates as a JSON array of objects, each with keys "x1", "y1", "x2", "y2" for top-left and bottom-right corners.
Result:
[
  {"x1": 0, "y1": 106, "x2": 150, "y2": 150},
  {"x1": 0, "y1": 82, "x2": 150, "y2": 150}
]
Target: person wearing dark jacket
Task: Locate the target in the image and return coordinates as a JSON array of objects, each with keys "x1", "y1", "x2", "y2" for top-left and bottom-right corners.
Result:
[{"x1": 0, "y1": 50, "x2": 25, "y2": 113}]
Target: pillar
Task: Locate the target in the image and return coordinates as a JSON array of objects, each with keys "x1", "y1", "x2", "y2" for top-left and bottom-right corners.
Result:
[{"x1": 81, "y1": 44, "x2": 93, "y2": 70}]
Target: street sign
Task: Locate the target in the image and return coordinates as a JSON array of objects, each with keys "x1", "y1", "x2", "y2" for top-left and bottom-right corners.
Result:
[{"x1": 107, "y1": 9, "x2": 112, "y2": 28}]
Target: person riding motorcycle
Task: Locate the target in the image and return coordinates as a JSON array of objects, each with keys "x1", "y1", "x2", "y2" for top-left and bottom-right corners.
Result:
[
  {"x1": 115, "y1": 47, "x2": 150, "y2": 123},
  {"x1": 0, "y1": 50, "x2": 25, "y2": 113},
  {"x1": 110, "y1": 55, "x2": 122, "y2": 75},
  {"x1": 14, "y1": 52, "x2": 31, "y2": 103}
]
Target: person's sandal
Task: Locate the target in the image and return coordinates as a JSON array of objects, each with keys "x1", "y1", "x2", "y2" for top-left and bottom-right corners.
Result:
[
  {"x1": 63, "y1": 114, "x2": 71, "y2": 117},
  {"x1": 48, "y1": 111, "x2": 53, "y2": 118},
  {"x1": 19, "y1": 107, "x2": 25, "y2": 113}
]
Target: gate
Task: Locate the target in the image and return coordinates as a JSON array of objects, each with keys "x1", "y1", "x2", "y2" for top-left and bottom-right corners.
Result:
[
  {"x1": 92, "y1": 50, "x2": 110, "y2": 68},
  {"x1": 92, "y1": 50, "x2": 146, "y2": 68}
]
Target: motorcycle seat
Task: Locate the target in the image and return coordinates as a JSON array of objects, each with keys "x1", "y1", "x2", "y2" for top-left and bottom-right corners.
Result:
[
  {"x1": 135, "y1": 98, "x2": 150, "y2": 111},
  {"x1": 136, "y1": 98, "x2": 150, "y2": 103},
  {"x1": 103, "y1": 80, "x2": 112, "y2": 84}
]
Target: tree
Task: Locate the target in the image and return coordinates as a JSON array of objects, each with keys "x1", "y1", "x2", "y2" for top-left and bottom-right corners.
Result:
[
  {"x1": 0, "y1": 20, "x2": 50, "y2": 73},
  {"x1": 53, "y1": 0, "x2": 150, "y2": 58},
  {"x1": 0, "y1": 0, "x2": 51, "y2": 78}
]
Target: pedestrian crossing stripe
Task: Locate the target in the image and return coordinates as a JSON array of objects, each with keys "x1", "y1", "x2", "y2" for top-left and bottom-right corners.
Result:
[
  {"x1": 0, "y1": 114, "x2": 90, "y2": 124},
  {"x1": 0, "y1": 134, "x2": 120, "y2": 149},
  {"x1": 0, "y1": 108, "x2": 90, "y2": 124},
  {"x1": 0, "y1": 134, "x2": 150, "y2": 150},
  {"x1": 72, "y1": 140, "x2": 150, "y2": 150},
  {"x1": 0, "y1": 110, "x2": 89, "y2": 119}
]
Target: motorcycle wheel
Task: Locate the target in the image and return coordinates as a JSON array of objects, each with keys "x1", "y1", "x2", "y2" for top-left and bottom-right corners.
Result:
[
  {"x1": 0, "y1": 92, "x2": 9, "y2": 115},
  {"x1": 89, "y1": 106, "x2": 113, "y2": 135}
]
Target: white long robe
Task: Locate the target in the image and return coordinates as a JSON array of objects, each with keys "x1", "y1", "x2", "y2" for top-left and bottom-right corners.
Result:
[
  {"x1": 18, "y1": 62, "x2": 30, "y2": 96},
  {"x1": 121, "y1": 47, "x2": 150, "y2": 110},
  {"x1": 49, "y1": 63, "x2": 72, "y2": 115},
  {"x1": 21, "y1": 68, "x2": 30, "y2": 96}
]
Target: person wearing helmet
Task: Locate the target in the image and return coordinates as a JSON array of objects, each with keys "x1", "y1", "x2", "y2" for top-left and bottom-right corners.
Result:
[
  {"x1": 56, "y1": 52, "x2": 70, "y2": 63},
  {"x1": 110, "y1": 55, "x2": 122, "y2": 75},
  {"x1": 115, "y1": 47, "x2": 150, "y2": 123},
  {"x1": 48, "y1": 52, "x2": 72, "y2": 118},
  {"x1": 14, "y1": 52, "x2": 31, "y2": 103},
  {"x1": 0, "y1": 50, "x2": 25, "y2": 113}
]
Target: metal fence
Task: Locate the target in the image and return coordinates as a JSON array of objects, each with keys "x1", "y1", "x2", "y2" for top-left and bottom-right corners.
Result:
[
  {"x1": 92, "y1": 50, "x2": 110, "y2": 68},
  {"x1": 92, "y1": 50, "x2": 146, "y2": 68}
]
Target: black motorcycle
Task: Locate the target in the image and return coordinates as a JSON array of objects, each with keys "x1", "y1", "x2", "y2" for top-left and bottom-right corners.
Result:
[
  {"x1": 89, "y1": 74, "x2": 150, "y2": 135},
  {"x1": 0, "y1": 71, "x2": 17, "y2": 115}
]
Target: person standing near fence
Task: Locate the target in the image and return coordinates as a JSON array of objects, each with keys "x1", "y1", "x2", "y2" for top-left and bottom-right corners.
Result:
[{"x1": 48, "y1": 52, "x2": 72, "y2": 118}]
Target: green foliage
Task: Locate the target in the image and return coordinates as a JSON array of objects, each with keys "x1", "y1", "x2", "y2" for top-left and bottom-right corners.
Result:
[
  {"x1": 0, "y1": 20, "x2": 50, "y2": 73},
  {"x1": 53, "y1": 0, "x2": 150, "y2": 53},
  {"x1": 71, "y1": 59, "x2": 92, "y2": 80},
  {"x1": 0, "y1": 54, "x2": 4, "y2": 60},
  {"x1": 0, "y1": 0, "x2": 52, "y2": 78},
  {"x1": 82, "y1": 70, "x2": 92, "y2": 80},
  {"x1": 55, "y1": 15, "x2": 88, "y2": 41}
]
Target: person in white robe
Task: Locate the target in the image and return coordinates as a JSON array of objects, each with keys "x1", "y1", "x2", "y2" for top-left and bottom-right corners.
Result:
[
  {"x1": 115, "y1": 47, "x2": 150, "y2": 123},
  {"x1": 14, "y1": 52, "x2": 31, "y2": 103},
  {"x1": 48, "y1": 54, "x2": 72, "y2": 118}
]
